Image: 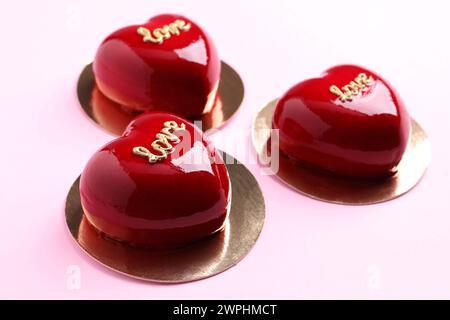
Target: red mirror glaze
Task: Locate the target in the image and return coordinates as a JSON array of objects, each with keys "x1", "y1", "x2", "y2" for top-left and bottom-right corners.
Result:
[
  {"x1": 80, "y1": 112, "x2": 230, "y2": 249},
  {"x1": 93, "y1": 14, "x2": 220, "y2": 118},
  {"x1": 273, "y1": 65, "x2": 411, "y2": 178}
]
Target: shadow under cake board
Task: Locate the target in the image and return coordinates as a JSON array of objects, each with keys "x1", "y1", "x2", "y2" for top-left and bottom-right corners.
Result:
[
  {"x1": 77, "y1": 61, "x2": 244, "y2": 136},
  {"x1": 65, "y1": 152, "x2": 265, "y2": 283},
  {"x1": 251, "y1": 99, "x2": 431, "y2": 205}
]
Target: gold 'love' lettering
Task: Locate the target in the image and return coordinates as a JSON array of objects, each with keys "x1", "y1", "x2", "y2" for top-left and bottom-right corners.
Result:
[
  {"x1": 137, "y1": 19, "x2": 191, "y2": 44},
  {"x1": 133, "y1": 121, "x2": 186, "y2": 163},
  {"x1": 329, "y1": 73, "x2": 374, "y2": 102}
]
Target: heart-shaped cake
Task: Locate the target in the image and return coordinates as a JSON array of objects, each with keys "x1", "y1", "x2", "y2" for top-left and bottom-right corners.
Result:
[
  {"x1": 93, "y1": 14, "x2": 220, "y2": 118},
  {"x1": 80, "y1": 112, "x2": 230, "y2": 249},
  {"x1": 273, "y1": 65, "x2": 411, "y2": 178}
]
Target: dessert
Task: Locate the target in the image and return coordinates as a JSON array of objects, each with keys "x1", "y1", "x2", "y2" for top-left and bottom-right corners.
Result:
[
  {"x1": 272, "y1": 65, "x2": 411, "y2": 178},
  {"x1": 79, "y1": 112, "x2": 231, "y2": 249},
  {"x1": 93, "y1": 14, "x2": 221, "y2": 119},
  {"x1": 91, "y1": 86, "x2": 136, "y2": 136}
]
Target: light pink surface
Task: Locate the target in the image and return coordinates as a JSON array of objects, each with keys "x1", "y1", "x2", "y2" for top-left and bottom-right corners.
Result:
[{"x1": 1, "y1": 0, "x2": 450, "y2": 299}]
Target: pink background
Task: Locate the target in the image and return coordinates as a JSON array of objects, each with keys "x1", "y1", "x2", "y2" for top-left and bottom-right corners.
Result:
[{"x1": 1, "y1": 0, "x2": 450, "y2": 299}]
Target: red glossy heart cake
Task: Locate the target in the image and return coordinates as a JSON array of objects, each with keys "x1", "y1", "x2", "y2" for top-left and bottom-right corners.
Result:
[
  {"x1": 79, "y1": 112, "x2": 231, "y2": 249},
  {"x1": 273, "y1": 65, "x2": 411, "y2": 178},
  {"x1": 93, "y1": 14, "x2": 220, "y2": 118}
]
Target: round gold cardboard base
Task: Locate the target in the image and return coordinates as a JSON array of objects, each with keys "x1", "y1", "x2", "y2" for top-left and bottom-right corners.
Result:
[
  {"x1": 65, "y1": 152, "x2": 265, "y2": 283},
  {"x1": 77, "y1": 61, "x2": 244, "y2": 136},
  {"x1": 251, "y1": 99, "x2": 431, "y2": 205}
]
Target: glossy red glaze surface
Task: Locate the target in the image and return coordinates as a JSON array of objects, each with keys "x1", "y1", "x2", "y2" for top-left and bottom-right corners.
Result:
[
  {"x1": 90, "y1": 83, "x2": 224, "y2": 136},
  {"x1": 273, "y1": 65, "x2": 411, "y2": 178},
  {"x1": 93, "y1": 14, "x2": 220, "y2": 118},
  {"x1": 80, "y1": 112, "x2": 231, "y2": 249}
]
